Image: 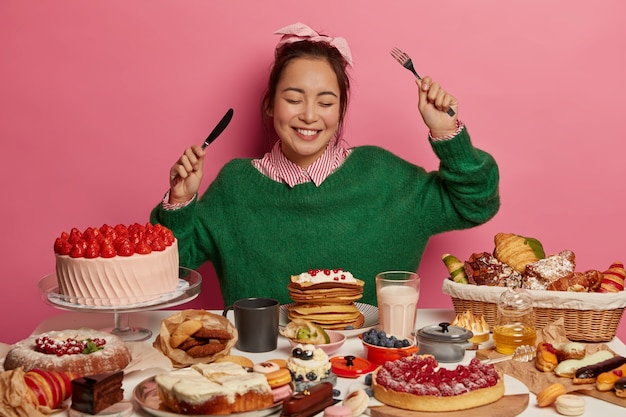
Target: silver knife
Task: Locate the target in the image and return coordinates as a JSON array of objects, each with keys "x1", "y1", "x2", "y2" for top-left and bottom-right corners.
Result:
[{"x1": 170, "y1": 108, "x2": 234, "y2": 185}]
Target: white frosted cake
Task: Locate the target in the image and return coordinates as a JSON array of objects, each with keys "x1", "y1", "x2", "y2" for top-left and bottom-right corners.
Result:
[
  {"x1": 54, "y1": 223, "x2": 179, "y2": 306},
  {"x1": 155, "y1": 363, "x2": 274, "y2": 414}
]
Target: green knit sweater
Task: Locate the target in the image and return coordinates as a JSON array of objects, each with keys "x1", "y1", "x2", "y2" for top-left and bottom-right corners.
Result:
[{"x1": 151, "y1": 128, "x2": 499, "y2": 306}]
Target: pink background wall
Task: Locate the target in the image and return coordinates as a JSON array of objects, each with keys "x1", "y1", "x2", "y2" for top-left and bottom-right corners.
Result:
[{"x1": 1, "y1": 1, "x2": 625, "y2": 344}]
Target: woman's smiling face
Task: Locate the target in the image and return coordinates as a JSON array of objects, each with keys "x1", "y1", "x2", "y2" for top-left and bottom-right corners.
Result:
[{"x1": 269, "y1": 57, "x2": 341, "y2": 168}]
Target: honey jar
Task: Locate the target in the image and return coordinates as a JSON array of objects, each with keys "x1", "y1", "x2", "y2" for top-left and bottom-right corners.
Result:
[{"x1": 493, "y1": 286, "x2": 537, "y2": 355}]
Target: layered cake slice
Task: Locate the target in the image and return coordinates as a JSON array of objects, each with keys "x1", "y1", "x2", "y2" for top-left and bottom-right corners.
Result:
[{"x1": 71, "y1": 371, "x2": 124, "y2": 414}]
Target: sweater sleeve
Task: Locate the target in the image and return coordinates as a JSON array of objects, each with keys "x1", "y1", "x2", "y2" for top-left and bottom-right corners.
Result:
[
  {"x1": 426, "y1": 125, "x2": 500, "y2": 232},
  {"x1": 150, "y1": 196, "x2": 215, "y2": 271}
]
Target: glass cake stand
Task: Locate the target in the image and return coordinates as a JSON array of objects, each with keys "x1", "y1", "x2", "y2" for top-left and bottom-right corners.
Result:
[{"x1": 38, "y1": 267, "x2": 202, "y2": 342}]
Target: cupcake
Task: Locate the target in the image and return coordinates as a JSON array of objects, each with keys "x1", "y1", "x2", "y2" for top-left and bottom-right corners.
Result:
[{"x1": 287, "y1": 344, "x2": 336, "y2": 391}]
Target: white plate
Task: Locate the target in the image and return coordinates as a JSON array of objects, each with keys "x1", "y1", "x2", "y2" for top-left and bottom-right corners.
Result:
[
  {"x1": 280, "y1": 302, "x2": 379, "y2": 338},
  {"x1": 133, "y1": 376, "x2": 283, "y2": 417}
]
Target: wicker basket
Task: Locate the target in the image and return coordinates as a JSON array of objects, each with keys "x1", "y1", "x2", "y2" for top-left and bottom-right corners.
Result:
[{"x1": 442, "y1": 279, "x2": 626, "y2": 342}]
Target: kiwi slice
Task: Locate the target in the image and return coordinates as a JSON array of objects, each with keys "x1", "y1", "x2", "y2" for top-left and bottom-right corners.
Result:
[{"x1": 295, "y1": 321, "x2": 330, "y2": 344}]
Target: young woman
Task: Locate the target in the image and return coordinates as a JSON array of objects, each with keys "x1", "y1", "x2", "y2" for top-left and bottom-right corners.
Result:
[{"x1": 150, "y1": 23, "x2": 500, "y2": 306}]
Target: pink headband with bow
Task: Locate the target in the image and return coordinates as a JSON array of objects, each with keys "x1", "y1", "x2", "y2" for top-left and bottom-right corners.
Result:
[{"x1": 274, "y1": 22, "x2": 353, "y2": 67}]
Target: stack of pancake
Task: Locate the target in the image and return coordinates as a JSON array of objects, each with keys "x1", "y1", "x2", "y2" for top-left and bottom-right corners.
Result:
[{"x1": 287, "y1": 269, "x2": 365, "y2": 330}]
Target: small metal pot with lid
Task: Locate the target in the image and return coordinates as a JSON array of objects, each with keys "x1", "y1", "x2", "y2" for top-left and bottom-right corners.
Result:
[{"x1": 414, "y1": 322, "x2": 474, "y2": 363}]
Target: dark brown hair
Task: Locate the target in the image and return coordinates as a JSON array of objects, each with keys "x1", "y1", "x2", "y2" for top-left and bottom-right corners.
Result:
[{"x1": 262, "y1": 40, "x2": 351, "y2": 141}]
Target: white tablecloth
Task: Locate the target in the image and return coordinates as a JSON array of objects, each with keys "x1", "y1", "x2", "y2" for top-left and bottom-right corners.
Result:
[{"x1": 26, "y1": 309, "x2": 626, "y2": 416}]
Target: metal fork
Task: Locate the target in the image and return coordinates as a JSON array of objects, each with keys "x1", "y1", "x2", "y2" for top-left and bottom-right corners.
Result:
[{"x1": 390, "y1": 47, "x2": 455, "y2": 116}]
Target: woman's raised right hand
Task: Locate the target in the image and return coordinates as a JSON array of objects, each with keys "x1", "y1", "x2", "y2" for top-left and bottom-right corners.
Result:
[{"x1": 168, "y1": 145, "x2": 205, "y2": 204}]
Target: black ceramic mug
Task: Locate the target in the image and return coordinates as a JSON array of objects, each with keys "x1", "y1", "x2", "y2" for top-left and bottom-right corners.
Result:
[{"x1": 222, "y1": 297, "x2": 280, "y2": 352}]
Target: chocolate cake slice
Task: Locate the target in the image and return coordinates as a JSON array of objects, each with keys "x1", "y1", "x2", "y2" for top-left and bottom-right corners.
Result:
[{"x1": 71, "y1": 371, "x2": 124, "y2": 414}]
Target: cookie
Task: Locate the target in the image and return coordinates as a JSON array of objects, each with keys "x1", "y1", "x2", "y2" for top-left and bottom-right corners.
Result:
[
  {"x1": 185, "y1": 342, "x2": 226, "y2": 358},
  {"x1": 555, "y1": 394, "x2": 585, "y2": 416},
  {"x1": 536, "y1": 383, "x2": 566, "y2": 407},
  {"x1": 193, "y1": 328, "x2": 233, "y2": 340},
  {"x1": 170, "y1": 320, "x2": 204, "y2": 348}
]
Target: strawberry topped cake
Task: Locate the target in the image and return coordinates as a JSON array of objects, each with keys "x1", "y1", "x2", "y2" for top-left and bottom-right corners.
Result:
[
  {"x1": 372, "y1": 355, "x2": 504, "y2": 412},
  {"x1": 53, "y1": 222, "x2": 179, "y2": 306}
]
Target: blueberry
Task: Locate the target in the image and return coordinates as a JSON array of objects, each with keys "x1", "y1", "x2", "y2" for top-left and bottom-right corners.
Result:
[
  {"x1": 292, "y1": 347, "x2": 303, "y2": 358},
  {"x1": 364, "y1": 373, "x2": 372, "y2": 385},
  {"x1": 345, "y1": 325, "x2": 354, "y2": 330},
  {"x1": 393, "y1": 340, "x2": 403, "y2": 348},
  {"x1": 365, "y1": 387, "x2": 374, "y2": 397},
  {"x1": 306, "y1": 371, "x2": 317, "y2": 381},
  {"x1": 333, "y1": 389, "x2": 341, "y2": 397},
  {"x1": 295, "y1": 375, "x2": 304, "y2": 382},
  {"x1": 301, "y1": 350, "x2": 314, "y2": 360}
]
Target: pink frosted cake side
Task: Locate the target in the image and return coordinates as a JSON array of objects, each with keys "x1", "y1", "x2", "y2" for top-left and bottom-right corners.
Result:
[{"x1": 54, "y1": 223, "x2": 179, "y2": 306}]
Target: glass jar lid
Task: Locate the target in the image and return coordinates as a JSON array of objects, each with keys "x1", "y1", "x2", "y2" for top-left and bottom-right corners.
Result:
[
  {"x1": 498, "y1": 287, "x2": 533, "y2": 311},
  {"x1": 416, "y1": 322, "x2": 473, "y2": 343}
]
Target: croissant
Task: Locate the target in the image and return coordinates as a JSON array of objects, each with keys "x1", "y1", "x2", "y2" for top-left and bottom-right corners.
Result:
[
  {"x1": 547, "y1": 270, "x2": 603, "y2": 292},
  {"x1": 493, "y1": 233, "x2": 545, "y2": 273},
  {"x1": 597, "y1": 262, "x2": 625, "y2": 293}
]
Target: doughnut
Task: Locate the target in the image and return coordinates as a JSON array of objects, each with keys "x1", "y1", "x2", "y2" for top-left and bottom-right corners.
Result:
[
  {"x1": 555, "y1": 394, "x2": 585, "y2": 416},
  {"x1": 342, "y1": 389, "x2": 369, "y2": 416},
  {"x1": 536, "y1": 383, "x2": 566, "y2": 407}
]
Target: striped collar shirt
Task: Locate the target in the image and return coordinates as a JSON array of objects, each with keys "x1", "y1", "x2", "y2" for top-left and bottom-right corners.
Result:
[{"x1": 252, "y1": 140, "x2": 352, "y2": 188}]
